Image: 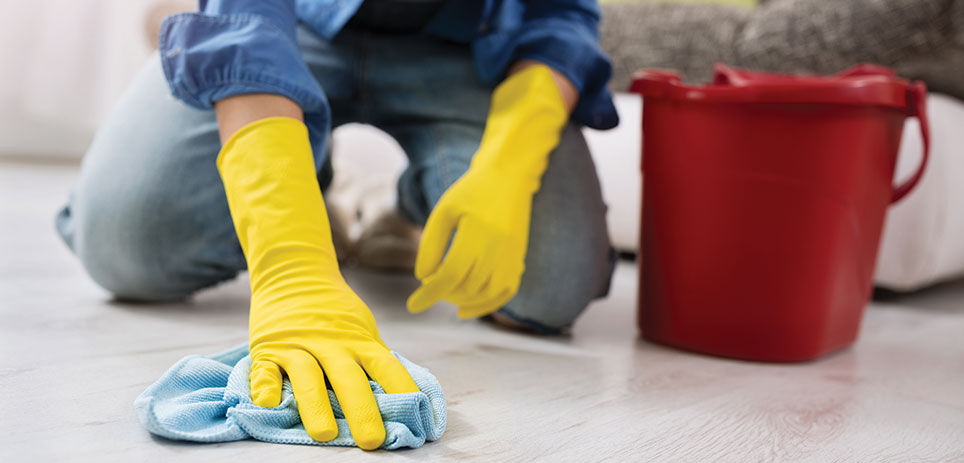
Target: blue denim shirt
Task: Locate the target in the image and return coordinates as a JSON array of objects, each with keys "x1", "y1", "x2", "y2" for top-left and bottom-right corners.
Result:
[{"x1": 159, "y1": 0, "x2": 618, "y2": 146}]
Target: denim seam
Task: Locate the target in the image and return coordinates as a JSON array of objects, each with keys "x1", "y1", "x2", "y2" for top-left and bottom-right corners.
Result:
[
  {"x1": 431, "y1": 123, "x2": 450, "y2": 197},
  {"x1": 159, "y1": 15, "x2": 204, "y2": 108},
  {"x1": 159, "y1": 13, "x2": 319, "y2": 110},
  {"x1": 202, "y1": 78, "x2": 319, "y2": 106},
  {"x1": 168, "y1": 13, "x2": 295, "y2": 34}
]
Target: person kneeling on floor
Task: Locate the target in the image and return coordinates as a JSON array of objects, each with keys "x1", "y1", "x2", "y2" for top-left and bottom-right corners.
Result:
[{"x1": 56, "y1": 0, "x2": 618, "y2": 450}]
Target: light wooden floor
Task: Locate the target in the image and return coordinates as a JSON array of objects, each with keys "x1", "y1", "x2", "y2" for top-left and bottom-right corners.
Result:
[{"x1": 2, "y1": 161, "x2": 963, "y2": 462}]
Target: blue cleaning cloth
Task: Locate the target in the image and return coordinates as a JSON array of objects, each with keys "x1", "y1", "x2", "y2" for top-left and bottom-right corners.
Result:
[{"x1": 134, "y1": 344, "x2": 445, "y2": 449}]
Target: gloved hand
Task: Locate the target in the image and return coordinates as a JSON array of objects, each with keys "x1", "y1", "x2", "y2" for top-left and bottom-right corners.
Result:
[
  {"x1": 217, "y1": 117, "x2": 419, "y2": 450},
  {"x1": 406, "y1": 64, "x2": 569, "y2": 319}
]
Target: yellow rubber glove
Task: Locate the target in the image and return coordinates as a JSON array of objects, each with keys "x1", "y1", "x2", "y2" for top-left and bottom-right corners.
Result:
[
  {"x1": 406, "y1": 64, "x2": 569, "y2": 319},
  {"x1": 217, "y1": 117, "x2": 419, "y2": 450}
]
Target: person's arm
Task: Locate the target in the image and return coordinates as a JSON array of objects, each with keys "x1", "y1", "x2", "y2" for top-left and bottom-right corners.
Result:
[
  {"x1": 405, "y1": 0, "x2": 621, "y2": 318},
  {"x1": 508, "y1": 59, "x2": 578, "y2": 114},
  {"x1": 473, "y1": 0, "x2": 618, "y2": 130},
  {"x1": 185, "y1": 8, "x2": 416, "y2": 450},
  {"x1": 214, "y1": 94, "x2": 302, "y2": 142},
  {"x1": 406, "y1": 61, "x2": 574, "y2": 318},
  {"x1": 160, "y1": 0, "x2": 328, "y2": 142},
  {"x1": 214, "y1": 101, "x2": 419, "y2": 450}
]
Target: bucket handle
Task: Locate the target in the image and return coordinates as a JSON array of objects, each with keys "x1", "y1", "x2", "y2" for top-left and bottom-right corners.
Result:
[{"x1": 891, "y1": 82, "x2": 930, "y2": 203}]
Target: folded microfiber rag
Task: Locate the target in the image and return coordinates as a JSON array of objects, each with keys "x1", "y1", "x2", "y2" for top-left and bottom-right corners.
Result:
[{"x1": 134, "y1": 344, "x2": 445, "y2": 450}]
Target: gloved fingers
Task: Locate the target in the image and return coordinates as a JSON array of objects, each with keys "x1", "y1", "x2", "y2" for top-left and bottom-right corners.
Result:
[
  {"x1": 407, "y1": 277, "x2": 449, "y2": 314},
  {"x1": 407, "y1": 229, "x2": 477, "y2": 313},
  {"x1": 279, "y1": 350, "x2": 338, "y2": 443},
  {"x1": 318, "y1": 354, "x2": 386, "y2": 450},
  {"x1": 457, "y1": 241, "x2": 501, "y2": 300},
  {"x1": 444, "y1": 274, "x2": 492, "y2": 307},
  {"x1": 250, "y1": 359, "x2": 284, "y2": 408},
  {"x1": 414, "y1": 199, "x2": 459, "y2": 280},
  {"x1": 452, "y1": 250, "x2": 523, "y2": 310},
  {"x1": 457, "y1": 287, "x2": 516, "y2": 319},
  {"x1": 358, "y1": 349, "x2": 420, "y2": 394},
  {"x1": 445, "y1": 265, "x2": 510, "y2": 309}
]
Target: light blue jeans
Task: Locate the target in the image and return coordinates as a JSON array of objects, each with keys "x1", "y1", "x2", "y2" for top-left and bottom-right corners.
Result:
[{"x1": 55, "y1": 26, "x2": 616, "y2": 333}]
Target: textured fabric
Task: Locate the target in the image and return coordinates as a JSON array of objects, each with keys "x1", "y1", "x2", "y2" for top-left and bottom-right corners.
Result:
[
  {"x1": 600, "y1": 0, "x2": 964, "y2": 100},
  {"x1": 346, "y1": 0, "x2": 449, "y2": 33},
  {"x1": 134, "y1": 344, "x2": 445, "y2": 449},
  {"x1": 158, "y1": 0, "x2": 618, "y2": 134}
]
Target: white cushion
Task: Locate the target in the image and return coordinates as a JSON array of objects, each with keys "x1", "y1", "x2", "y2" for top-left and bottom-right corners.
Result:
[
  {"x1": 875, "y1": 94, "x2": 964, "y2": 291},
  {"x1": 582, "y1": 94, "x2": 643, "y2": 252}
]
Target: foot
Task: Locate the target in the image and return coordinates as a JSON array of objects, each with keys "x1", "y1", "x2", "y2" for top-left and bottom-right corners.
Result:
[{"x1": 355, "y1": 210, "x2": 421, "y2": 272}]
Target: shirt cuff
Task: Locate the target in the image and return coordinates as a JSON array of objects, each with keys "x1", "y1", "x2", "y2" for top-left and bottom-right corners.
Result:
[
  {"x1": 159, "y1": 12, "x2": 326, "y2": 113},
  {"x1": 473, "y1": 17, "x2": 619, "y2": 130}
]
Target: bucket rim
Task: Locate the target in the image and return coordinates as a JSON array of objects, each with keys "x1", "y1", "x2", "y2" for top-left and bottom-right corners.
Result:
[{"x1": 630, "y1": 64, "x2": 916, "y2": 111}]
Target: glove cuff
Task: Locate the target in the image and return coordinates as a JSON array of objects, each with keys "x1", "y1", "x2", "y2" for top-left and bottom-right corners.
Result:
[
  {"x1": 216, "y1": 117, "x2": 343, "y2": 299},
  {"x1": 470, "y1": 64, "x2": 570, "y2": 189}
]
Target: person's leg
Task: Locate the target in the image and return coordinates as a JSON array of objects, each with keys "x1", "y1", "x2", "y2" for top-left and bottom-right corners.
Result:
[
  {"x1": 56, "y1": 27, "x2": 357, "y2": 301},
  {"x1": 491, "y1": 125, "x2": 617, "y2": 333},
  {"x1": 366, "y1": 33, "x2": 616, "y2": 333},
  {"x1": 55, "y1": 56, "x2": 241, "y2": 301}
]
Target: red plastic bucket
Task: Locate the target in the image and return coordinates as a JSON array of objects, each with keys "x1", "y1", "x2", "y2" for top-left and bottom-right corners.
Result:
[{"x1": 630, "y1": 64, "x2": 929, "y2": 362}]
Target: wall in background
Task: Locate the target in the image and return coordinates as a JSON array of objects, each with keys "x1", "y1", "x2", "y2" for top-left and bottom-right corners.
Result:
[
  {"x1": 1, "y1": 0, "x2": 760, "y2": 160},
  {"x1": 0, "y1": 0, "x2": 191, "y2": 159}
]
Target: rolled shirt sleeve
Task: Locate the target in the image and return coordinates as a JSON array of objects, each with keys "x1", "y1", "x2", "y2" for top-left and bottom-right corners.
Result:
[
  {"x1": 472, "y1": 0, "x2": 619, "y2": 130},
  {"x1": 159, "y1": 0, "x2": 330, "y2": 150}
]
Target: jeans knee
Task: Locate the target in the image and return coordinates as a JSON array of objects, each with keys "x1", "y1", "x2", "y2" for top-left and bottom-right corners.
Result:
[
  {"x1": 72, "y1": 208, "x2": 190, "y2": 302},
  {"x1": 501, "y1": 245, "x2": 617, "y2": 333},
  {"x1": 81, "y1": 255, "x2": 188, "y2": 303},
  {"x1": 499, "y1": 286, "x2": 592, "y2": 334},
  {"x1": 66, "y1": 175, "x2": 235, "y2": 302}
]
